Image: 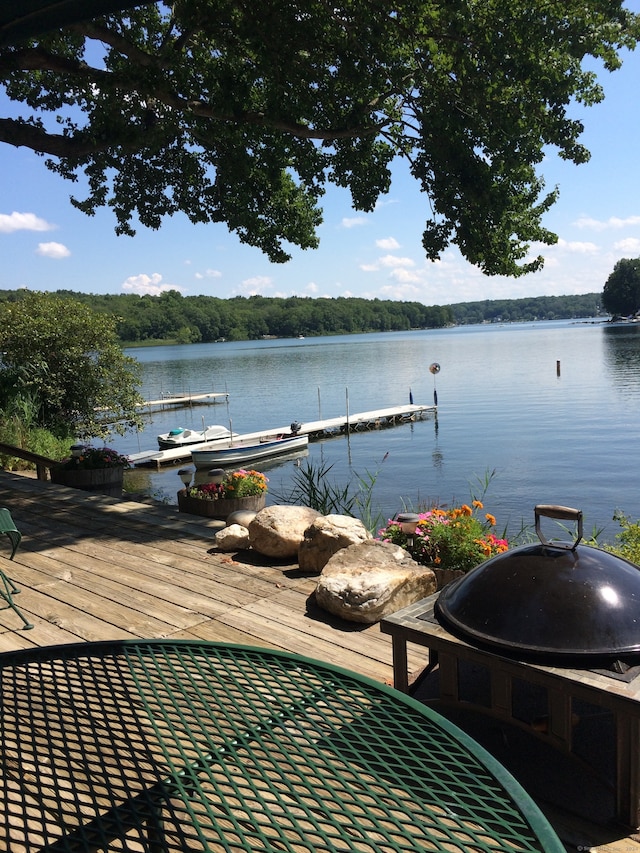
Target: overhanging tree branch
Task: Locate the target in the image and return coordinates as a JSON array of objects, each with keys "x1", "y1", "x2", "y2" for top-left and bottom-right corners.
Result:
[{"x1": 0, "y1": 0, "x2": 638, "y2": 276}]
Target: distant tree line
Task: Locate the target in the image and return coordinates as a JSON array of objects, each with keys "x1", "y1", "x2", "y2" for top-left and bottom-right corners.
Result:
[
  {"x1": 0, "y1": 290, "x2": 605, "y2": 345},
  {"x1": 448, "y1": 292, "x2": 603, "y2": 325},
  {"x1": 0, "y1": 291, "x2": 453, "y2": 342}
]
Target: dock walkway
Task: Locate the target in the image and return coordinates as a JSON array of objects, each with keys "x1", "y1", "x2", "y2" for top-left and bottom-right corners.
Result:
[
  {"x1": 130, "y1": 402, "x2": 436, "y2": 467},
  {"x1": 138, "y1": 391, "x2": 229, "y2": 410}
]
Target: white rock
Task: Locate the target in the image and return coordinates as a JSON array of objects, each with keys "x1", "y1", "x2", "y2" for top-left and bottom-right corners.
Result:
[
  {"x1": 298, "y1": 514, "x2": 372, "y2": 575},
  {"x1": 214, "y1": 524, "x2": 250, "y2": 551},
  {"x1": 226, "y1": 509, "x2": 258, "y2": 528},
  {"x1": 316, "y1": 539, "x2": 436, "y2": 623},
  {"x1": 248, "y1": 505, "x2": 321, "y2": 559}
]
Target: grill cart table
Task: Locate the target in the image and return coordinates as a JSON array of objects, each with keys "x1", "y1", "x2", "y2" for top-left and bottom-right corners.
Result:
[
  {"x1": 0, "y1": 639, "x2": 562, "y2": 852},
  {"x1": 381, "y1": 593, "x2": 640, "y2": 829}
]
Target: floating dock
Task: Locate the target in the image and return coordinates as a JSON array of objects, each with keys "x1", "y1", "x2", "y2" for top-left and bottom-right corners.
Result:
[
  {"x1": 138, "y1": 392, "x2": 228, "y2": 411},
  {"x1": 130, "y1": 403, "x2": 435, "y2": 468}
]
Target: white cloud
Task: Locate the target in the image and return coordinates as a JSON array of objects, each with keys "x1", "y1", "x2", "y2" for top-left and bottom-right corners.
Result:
[
  {"x1": 556, "y1": 238, "x2": 598, "y2": 254},
  {"x1": 121, "y1": 272, "x2": 184, "y2": 295},
  {"x1": 614, "y1": 237, "x2": 640, "y2": 253},
  {"x1": 194, "y1": 268, "x2": 222, "y2": 280},
  {"x1": 341, "y1": 216, "x2": 368, "y2": 228},
  {"x1": 234, "y1": 275, "x2": 273, "y2": 295},
  {"x1": 305, "y1": 282, "x2": 319, "y2": 294},
  {"x1": 376, "y1": 237, "x2": 400, "y2": 250},
  {"x1": 389, "y1": 267, "x2": 421, "y2": 283},
  {"x1": 378, "y1": 254, "x2": 415, "y2": 268},
  {"x1": 378, "y1": 283, "x2": 422, "y2": 300},
  {"x1": 574, "y1": 215, "x2": 640, "y2": 231},
  {"x1": 243, "y1": 275, "x2": 272, "y2": 288},
  {"x1": 373, "y1": 197, "x2": 399, "y2": 211},
  {"x1": 359, "y1": 263, "x2": 379, "y2": 272},
  {"x1": 0, "y1": 212, "x2": 54, "y2": 233},
  {"x1": 36, "y1": 242, "x2": 70, "y2": 259}
]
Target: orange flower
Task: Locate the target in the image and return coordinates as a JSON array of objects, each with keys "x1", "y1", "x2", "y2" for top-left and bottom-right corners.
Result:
[
  {"x1": 460, "y1": 504, "x2": 472, "y2": 516},
  {"x1": 485, "y1": 513, "x2": 496, "y2": 526},
  {"x1": 472, "y1": 500, "x2": 484, "y2": 509}
]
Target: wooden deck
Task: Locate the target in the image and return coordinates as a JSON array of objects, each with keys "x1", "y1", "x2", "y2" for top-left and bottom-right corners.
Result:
[
  {"x1": 1, "y1": 470, "x2": 639, "y2": 852},
  {"x1": 0, "y1": 471, "x2": 425, "y2": 683}
]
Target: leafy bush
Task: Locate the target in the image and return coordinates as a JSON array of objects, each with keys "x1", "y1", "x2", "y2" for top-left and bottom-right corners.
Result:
[
  {"x1": 604, "y1": 511, "x2": 640, "y2": 565},
  {"x1": 0, "y1": 412, "x2": 71, "y2": 471}
]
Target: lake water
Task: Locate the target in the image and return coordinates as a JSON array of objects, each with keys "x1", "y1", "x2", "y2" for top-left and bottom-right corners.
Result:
[{"x1": 113, "y1": 320, "x2": 640, "y2": 544}]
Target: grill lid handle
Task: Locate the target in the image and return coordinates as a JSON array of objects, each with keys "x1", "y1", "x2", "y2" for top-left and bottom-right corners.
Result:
[{"x1": 535, "y1": 504, "x2": 583, "y2": 551}]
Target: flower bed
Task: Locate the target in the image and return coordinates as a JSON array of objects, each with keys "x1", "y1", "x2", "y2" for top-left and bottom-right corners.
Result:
[{"x1": 378, "y1": 500, "x2": 508, "y2": 580}]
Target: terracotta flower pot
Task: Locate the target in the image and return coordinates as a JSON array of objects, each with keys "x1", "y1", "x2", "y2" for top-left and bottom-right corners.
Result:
[
  {"x1": 50, "y1": 466, "x2": 125, "y2": 497},
  {"x1": 177, "y1": 490, "x2": 266, "y2": 520}
]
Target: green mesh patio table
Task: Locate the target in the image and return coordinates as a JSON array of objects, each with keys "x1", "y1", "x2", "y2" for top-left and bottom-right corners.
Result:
[{"x1": 0, "y1": 640, "x2": 563, "y2": 852}]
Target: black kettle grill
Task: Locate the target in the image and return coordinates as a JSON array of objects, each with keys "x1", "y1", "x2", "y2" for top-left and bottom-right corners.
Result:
[{"x1": 435, "y1": 505, "x2": 640, "y2": 668}]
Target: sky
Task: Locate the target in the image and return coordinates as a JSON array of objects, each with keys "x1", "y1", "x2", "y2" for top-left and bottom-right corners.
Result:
[{"x1": 1, "y1": 18, "x2": 640, "y2": 306}]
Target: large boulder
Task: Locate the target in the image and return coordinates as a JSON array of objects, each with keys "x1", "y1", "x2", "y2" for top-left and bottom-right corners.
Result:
[
  {"x1": 298, "y1": 514, "x2": 372, "y2": 575},
  {"x1": 248, "y1": 505, "x2": 321, "y2": 559},
  {"x1": 316, "y1": 539, "x2": 436, "y2": 623}
]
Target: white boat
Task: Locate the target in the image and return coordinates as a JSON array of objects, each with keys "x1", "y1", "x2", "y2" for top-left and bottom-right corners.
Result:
[
  {"x1": 157, "y1": 424, "x2": 234, "y2": 449},
  {"x1": 190, "y1": 434, "x2": 309, "y2": 468}
]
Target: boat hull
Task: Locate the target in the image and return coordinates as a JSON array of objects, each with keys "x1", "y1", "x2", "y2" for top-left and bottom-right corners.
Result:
[{"x1": 190, "y1": 435, "x2": 308, "y2": 468}]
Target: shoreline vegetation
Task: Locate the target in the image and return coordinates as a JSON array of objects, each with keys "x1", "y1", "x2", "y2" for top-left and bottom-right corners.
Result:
[{"x1": 0, "y1": 289, "x2": 604, "y2": 348}]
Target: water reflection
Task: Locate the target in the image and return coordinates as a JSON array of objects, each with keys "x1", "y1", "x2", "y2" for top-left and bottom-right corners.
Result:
[{"x1": 602, "y1": 324, "x2": 640, "y2": 389}]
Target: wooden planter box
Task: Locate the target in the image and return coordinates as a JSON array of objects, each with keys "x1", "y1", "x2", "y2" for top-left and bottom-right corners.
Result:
[
  {"x1": 50, "y1": 466, "x2": 125, "y2": 498},
  {"x1": 431, "y1": 567, "x2": 465, "y2": 590},
  {"x1": 177, "y1": 491, "x2": 266, "y2": 520}
]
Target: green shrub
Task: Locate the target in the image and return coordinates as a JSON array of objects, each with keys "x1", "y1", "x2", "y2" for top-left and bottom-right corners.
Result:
[
  {"x1": 0, "y1": 414, "x2": 72, "y2": 471},
  {"x1": 604, "y1": 511, "x2": 640, "y2": 566}
]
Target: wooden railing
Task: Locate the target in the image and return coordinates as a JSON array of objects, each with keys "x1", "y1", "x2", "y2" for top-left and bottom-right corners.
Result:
[{"x1": 0, "y1": 442, "x2": 57, "y2": 481}]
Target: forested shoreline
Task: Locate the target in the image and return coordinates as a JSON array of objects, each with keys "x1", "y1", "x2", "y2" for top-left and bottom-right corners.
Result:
[{"x1": 0, "y1": 289, "x2": 604, "y2": 345}]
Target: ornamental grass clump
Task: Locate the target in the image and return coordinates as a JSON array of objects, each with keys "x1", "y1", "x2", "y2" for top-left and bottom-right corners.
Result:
[
  {"x1": 187, "y1": 469, "x2": 268, "y2": 500},
  {"x1": 57, "y1": 445, "x2": 131, "y2": 470},
  {"x1": 378, "y1": 500, "x2": 508, "y2": 573}
]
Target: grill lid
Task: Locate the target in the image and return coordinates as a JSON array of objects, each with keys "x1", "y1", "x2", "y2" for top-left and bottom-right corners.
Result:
[{"x1": 434, "y1": 505, "x2": 640, "y2": 666}]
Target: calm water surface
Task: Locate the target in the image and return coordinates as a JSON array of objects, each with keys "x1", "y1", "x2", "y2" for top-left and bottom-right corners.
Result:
[{"x1": 115, "y1": 320, "x2": 640, "y2": 543}]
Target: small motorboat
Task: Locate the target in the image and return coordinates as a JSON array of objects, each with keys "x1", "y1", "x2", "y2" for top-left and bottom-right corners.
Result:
[
  {"x1": 157, "y1": 424, "x2": 234, "y2": 449},
  {"x1": 190, "y1": 433, "x2": 309, "y2": 468}
]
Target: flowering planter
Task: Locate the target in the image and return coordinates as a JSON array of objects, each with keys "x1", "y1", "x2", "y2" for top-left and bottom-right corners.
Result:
[
  {"x1": 50, "y1": 466, "x2": 125, "y2": 497},
  {"x1": 177, "y1": 491, "x2": 266, "y2": 520}
]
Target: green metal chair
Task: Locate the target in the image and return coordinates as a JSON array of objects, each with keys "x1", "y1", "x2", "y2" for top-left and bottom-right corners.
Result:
[{"x1": 0, "y1": 508, "x2": 33, "y2": 630}]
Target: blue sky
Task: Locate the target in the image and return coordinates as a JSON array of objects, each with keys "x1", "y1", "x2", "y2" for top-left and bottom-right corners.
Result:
[{"x1": 1, "y1": 21, "x2": 640, "y2": 306}]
